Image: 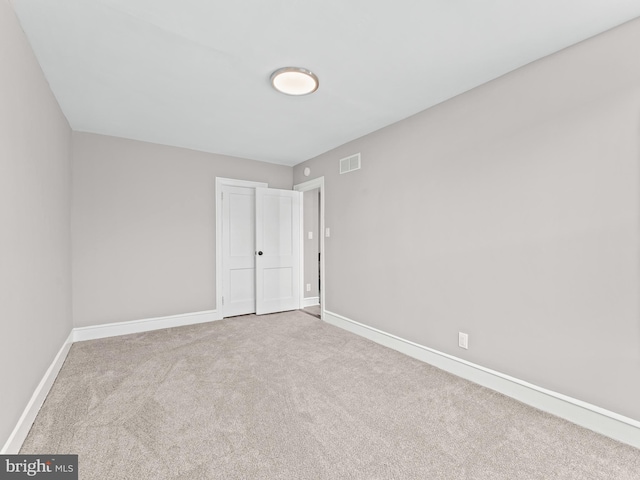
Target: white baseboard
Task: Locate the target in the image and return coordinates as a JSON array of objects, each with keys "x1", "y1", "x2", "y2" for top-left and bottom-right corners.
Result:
[
  {"x1": 323, "y1": 309, "x2": 640, "y2": 448},
  {"x1": 1, "y1": 332, "x2": 74, "y2": 454},
  {"x1": 302, "y1": 297, "x2": 320, "y2": 308},
  {"x1": 73, "y1": 309, "x2": 222, "y2": 342}
]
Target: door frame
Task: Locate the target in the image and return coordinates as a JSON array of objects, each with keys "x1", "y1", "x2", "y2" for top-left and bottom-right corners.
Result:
[
  {"x1": 215, "y1": 177, "x2": 267, "y2": 318},
  {"x1": 294, "y1": 176, "x2": 325, "y2": 320}
]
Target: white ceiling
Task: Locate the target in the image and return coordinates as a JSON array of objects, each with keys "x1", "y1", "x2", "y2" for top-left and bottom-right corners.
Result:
[{"x1": 11, "y1": 0, "x2": 640, "y2": 166}]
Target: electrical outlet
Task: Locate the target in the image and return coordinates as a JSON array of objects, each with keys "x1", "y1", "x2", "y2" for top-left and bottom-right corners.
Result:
[
  {"x1": 306, "y1": 284, "x2": 311, "y2": 292},
  {"x1": 458, "y1": 332, "x2": 469, "y2": 349},
  {"x1": 325, "y1": 227, "x2": 331, "y2": 237},
  {"x1": 308, "y1": 231, "x2": 313, "y2": 240}
]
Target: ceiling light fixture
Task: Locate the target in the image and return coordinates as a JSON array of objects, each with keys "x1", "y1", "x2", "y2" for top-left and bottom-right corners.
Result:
[{"x1": 270, "y1": 67, "x2": 319, "y2": 96}]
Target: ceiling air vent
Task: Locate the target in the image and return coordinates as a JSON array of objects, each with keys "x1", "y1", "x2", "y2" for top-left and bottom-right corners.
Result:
[{"x1": 339, "y1": 153, "x2": 361, "y2": 174}]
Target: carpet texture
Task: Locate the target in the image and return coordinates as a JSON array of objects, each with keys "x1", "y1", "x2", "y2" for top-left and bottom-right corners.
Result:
[{"x1": 21, "y1": 311, "x2": 640, "y2": 479}]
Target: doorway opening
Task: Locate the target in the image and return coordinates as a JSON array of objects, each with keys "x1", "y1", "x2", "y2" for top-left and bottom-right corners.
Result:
[{"x1": 294, "y1": 177, "x2": 325, "y2": 320}]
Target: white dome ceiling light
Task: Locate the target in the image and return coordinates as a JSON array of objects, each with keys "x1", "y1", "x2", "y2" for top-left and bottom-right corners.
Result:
[{"x1": 271, "y1": 67, "x2": 319, "y2": 96}]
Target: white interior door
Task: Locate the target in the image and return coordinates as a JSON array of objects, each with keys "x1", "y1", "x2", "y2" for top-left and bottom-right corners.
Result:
[
  {"x1": 221, "y1": 185, "x2": 257, "y2": 317},
  {"x1": 255, "y1": 187, "x2": 301, "y2": 315}
]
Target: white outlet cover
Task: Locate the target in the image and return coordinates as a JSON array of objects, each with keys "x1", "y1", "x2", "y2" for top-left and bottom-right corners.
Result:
[
  {"x1": 306, "y1": 284, "x2": 311, "y2": 292},
  {"x1": 308, "y1": 231, "x2": 313, "y2": 240},
  {"x1": 459, "y1": 332, "x2": 469, "y2": 349},
  {"x1": 325, "y1": 228, "x2": 330, "y2": 237}
]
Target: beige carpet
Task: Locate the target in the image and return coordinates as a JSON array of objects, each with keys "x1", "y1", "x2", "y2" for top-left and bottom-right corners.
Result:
[
  {"x1": 21, "y1": 310, "x2": 640, "y2": 479},
  {"x1": 302, "y1": 304, "x2": 321, "y2": 318}
]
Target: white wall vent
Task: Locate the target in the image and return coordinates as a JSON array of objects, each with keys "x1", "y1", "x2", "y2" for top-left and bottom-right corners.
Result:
[{"x1": 339, "y1": 153, "x2": 361, "y2": 174}]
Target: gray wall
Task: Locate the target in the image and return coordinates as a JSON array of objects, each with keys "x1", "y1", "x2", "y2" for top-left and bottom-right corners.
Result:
[
  {"x1": 72, "y1": 133, "x2": 292, "y2": 327},
  {"x1": 293, "y1": 18, "x2": 640, "y2": 421},
  {"x1": 303, "y1": 189, "x2": 320, "y2": 299},
  {"x1": 0, "y1": 0, "x2": 72, "y2": 447}
]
